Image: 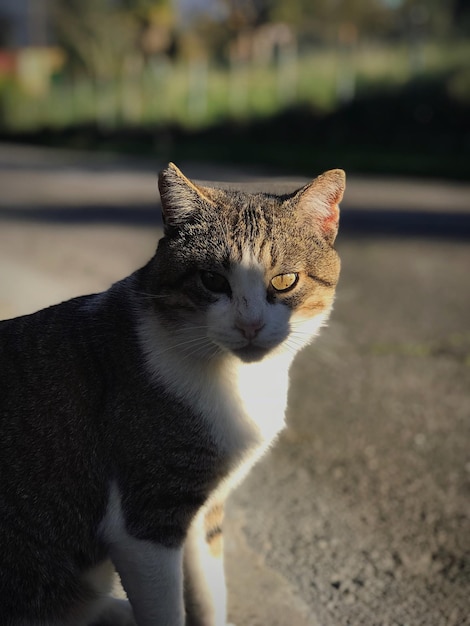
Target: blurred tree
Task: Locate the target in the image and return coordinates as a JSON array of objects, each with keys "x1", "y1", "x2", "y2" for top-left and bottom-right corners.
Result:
[
  {"x1": 223, "y1": 0, "x2": 273, "y2": 29},
  {"x1": 131, "y1": 0, "x2": 176, "y2": 60},
  {"x1": 270, "y1": 0, "x2": 389, "y2": 31},
  {"x1": 398, "y1": 0, "x2": 470, "y2": 38},
  {"x1": 218, "y1": 0, "x2": 468, "y2": 42},
  {"x1": 51, "y1": 0, "x2": 467, "y2": 80},
  {"x1": 52, "y1": 0, "x2": 175, "y2": 79},
  {"x1": 52, "y1": 0, "x2": 137, "y2": 79},
  {"x1": 209, "y1": 0, "x2": 403, "y2": 48},
  {"x1": 446, "y1": 0, "x2": 469, "y2": 35}
]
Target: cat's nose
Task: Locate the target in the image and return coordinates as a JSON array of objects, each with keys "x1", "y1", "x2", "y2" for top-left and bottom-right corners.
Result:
[{"x1": 235, "y1": 318, "x2": 265, "y2": 340}]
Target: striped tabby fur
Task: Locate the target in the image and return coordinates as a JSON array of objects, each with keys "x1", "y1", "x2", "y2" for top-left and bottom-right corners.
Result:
[{"x1": 0, "y1": 163, "x2": 345, "y2": 626}]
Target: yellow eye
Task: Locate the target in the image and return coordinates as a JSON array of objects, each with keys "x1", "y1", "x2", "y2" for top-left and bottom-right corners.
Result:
[{"x1": 271, "y1": 273, "x2": 299, "y2": 293}]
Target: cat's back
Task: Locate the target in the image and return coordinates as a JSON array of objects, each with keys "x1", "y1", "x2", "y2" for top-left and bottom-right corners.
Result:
[
  {"x1": 0, "y1": 281, "x2": 143, "y2": 385},
  {"x1": 0, "y1": 287, "x2": 138, "y2": 478},
  {"x1": 0, "y1": 292, "x2": 100, "y2": 357},
  {"x1": 0, "y1": 291, "x2": 115, "y2": 468},
  {"x1": 0, "y1": 294, "x2": 105, "y2": 409}
]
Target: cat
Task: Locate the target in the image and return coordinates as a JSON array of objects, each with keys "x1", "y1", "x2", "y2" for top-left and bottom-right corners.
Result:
[{"x1": 0, "y1": 163, "x2": 345, "y2": 626}]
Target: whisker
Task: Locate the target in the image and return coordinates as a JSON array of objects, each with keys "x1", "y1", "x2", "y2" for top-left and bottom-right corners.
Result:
[
  {"x1": 172, "y1": 325, "x2": 210, "y2": 333},
  {"x1": 288, "y1": 332, "x2": 315, "y2": 344},
  {"x1": 284, "y1": 337, "x2": 309, "y2": 352},
  {"x1": 283, "y1": 342, "x2": 304, "y2": 355},
  {"x1": 178, "y1": 340, "x2": 220, "y2": 363},
  {"x1": 152, "y1": 336, "x2": 209, "y2": 358},
  {"x1": 289, "y1": 328, "x2": 319, "y2": 338},
  {"x1": 289, "y1": 321, "x2": 321, "y2": 330},
  {"x1": 279, "y1": 343, "x2": 299, "y2": 357},
  {"x1": 289, "y1": 327, "x2": 325, "y2": 337},
  {"x1": 132, "y1": 289, "x2": 170, "y2": 299}
]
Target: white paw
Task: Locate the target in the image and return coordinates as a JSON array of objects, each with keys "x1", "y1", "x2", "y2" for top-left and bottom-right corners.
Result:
[{"x1": 91, "y1": 598, "x2": 136, "y2": 626}]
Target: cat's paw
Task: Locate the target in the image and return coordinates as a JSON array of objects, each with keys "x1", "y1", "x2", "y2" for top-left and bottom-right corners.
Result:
[{"x1": 90, "y1": 598, "x2": 136, "y2": 626}]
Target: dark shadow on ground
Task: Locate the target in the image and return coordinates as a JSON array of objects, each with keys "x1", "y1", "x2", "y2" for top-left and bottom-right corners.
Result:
[
  {"x1": 0, "y1": 205, "x2": 163, "y2": 227},
  {"x1": 339, "y1": 208, "x2": 470, "y2": 239},
  {"x1": 1, "y1": 204, "x2": 470, "y2": 239}
]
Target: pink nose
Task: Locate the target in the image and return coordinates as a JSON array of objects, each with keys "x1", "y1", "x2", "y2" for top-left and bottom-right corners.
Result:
[{"x1": 235, "y1": 319, "x2": 265, "y2": 340}]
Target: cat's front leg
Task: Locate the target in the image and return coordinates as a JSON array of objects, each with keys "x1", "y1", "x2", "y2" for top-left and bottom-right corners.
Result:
[
  {"x1": 109, "y1": 537, "x2": 184, "y2": 626},
  {"x1": 101, "y1": 487, "x2": 185, "y2": 626},
  {"x1": 184, "y1": 501, "x2": 229, "y2": 626}
]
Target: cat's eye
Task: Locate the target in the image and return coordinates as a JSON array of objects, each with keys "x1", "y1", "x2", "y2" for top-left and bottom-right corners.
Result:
[
  {"x1": 271, "y1": 273, "x2": 299, "y2": 293},
  {"x1": 200, "y1": 271, "x2": 231, "y2": 295}
]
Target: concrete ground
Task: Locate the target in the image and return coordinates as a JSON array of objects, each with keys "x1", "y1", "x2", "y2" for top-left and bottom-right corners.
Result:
[{"x1": 0, "y1": 144, "x2": 469, "y2": 626}]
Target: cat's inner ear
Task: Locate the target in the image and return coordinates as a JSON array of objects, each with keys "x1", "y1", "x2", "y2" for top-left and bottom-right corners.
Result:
[
  {"x1": 294, "y1": 169, "x2": 346, "y2": 244},
  {"x1": 158, "y1": 162, "x2": 217, "y2": 226}
]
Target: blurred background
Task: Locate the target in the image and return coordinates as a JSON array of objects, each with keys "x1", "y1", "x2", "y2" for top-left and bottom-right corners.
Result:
[{"x1": 0, "y1": 0, "x2": 469, "y2": 179}]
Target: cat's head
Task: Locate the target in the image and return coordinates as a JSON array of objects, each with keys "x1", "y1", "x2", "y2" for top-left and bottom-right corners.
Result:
[{"x1": 147, "y1": 163, "x2": 344, "y2": 363}]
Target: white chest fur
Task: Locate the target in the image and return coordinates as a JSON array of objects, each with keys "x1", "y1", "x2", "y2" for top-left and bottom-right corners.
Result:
[{"x1": 138, "y1": 315, "x2": 294, "y2": 478}]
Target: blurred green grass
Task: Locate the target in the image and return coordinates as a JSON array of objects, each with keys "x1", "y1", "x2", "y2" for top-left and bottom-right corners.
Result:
[{"x1": 3, "y1": 43, "x2": 469, "y2": 130}]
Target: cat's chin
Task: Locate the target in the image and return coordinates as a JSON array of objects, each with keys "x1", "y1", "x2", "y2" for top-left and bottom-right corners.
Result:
[{"x1": 231, "y1": 345, "x2": 272, "y2": 363}]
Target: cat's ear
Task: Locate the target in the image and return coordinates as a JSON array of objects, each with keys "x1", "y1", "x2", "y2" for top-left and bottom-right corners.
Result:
[
  {"x1": 294, "y1": 169, "x2": 345, "y2": 244},
  {"x1": 158, "y1": 162, "x2": 217, "y2": 226}
]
